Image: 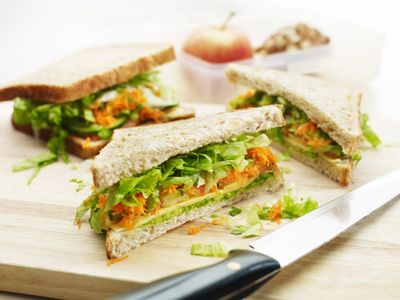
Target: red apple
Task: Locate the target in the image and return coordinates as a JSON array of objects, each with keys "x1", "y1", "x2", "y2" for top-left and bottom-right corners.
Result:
[{"x1": 182, "y1": 13, "x2": 253, "y2": 63}]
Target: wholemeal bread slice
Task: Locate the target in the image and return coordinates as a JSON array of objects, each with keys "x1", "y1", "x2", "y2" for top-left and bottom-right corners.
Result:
[
  {"x1": 272, "y1": 141, "x2": 353, "y2": 186},
  {"x1": 0, "y1": 44, "x2": 175, "y2": 103},
  {"x1": 225, "y1": 64, "x2": 362, "y2": 156},
  {"x1": 106, "y1": 173, "x2": 283, "y2": 258},
  {"x1": 92, "y1": 105, "x2": 285, "y2": 188},
  {"x1": 12, "y1": 106, "x2": 195, "y2": 159}
]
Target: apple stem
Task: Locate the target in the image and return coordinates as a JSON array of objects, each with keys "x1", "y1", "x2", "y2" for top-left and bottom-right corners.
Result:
[{"x1": 220, "y1": 12, "x2": 235, "y2": 30}]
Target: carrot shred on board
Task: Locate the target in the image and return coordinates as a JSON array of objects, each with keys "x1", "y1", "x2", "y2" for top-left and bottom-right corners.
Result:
[
  {"x1": 268, "y1": 203, "x2": 282, "y2": 223},
  {"x1": 188, "y1": 224, "x2": 206, "y2": 235},
  {"x1": 211, "y1": 216, "x2": 227, "y2": 225},
  {"x1": 107, "y1": 255, "x2": 129, "y2": 266}
]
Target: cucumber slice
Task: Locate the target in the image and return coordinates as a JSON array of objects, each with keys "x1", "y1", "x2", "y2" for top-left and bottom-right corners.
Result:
[
  {"x1": 147, "y1": 97, "x2": 178, "y2": 109},
  {"x1": 66, "y1": 116, "x2": 127, "y2": 136}
]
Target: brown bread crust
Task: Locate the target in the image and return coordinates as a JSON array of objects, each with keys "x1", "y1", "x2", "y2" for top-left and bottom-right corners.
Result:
[{"x1": 0, "y1": 44, "x2": 175, "y2": 103}]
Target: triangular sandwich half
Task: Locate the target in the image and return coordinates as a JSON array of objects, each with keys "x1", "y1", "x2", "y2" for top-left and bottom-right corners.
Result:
[
  {"x1": 226, "y1": 64, "x2": 362, "y2": 186},
  {"x1": 75, "y1": 106, "x2": 285, "y2": 258}
]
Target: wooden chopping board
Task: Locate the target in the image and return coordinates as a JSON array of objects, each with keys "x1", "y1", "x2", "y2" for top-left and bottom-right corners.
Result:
[{"x1": 0, "y1": 101, "x2": 399, "y2": 300}]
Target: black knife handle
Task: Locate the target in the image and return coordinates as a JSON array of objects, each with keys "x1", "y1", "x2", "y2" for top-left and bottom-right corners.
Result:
[{"x1": 117, "y1": 250, "x2": 281, "y2": 300}]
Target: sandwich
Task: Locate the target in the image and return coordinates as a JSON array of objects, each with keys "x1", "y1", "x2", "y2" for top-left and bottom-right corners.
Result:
[
  {"x1": 226, "y1": 64, "x2": 366, "y2": 186},
  {"x1": 0, "y1": 44, "x2": 194, "y2": 178},
  {"x1": 75, "y1": 106, "x2": 285, "y2": 258}
]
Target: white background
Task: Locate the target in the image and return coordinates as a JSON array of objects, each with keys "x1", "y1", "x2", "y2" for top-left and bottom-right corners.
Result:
[{"x1": 0, "y1": 0, "x2": 399, "y2": 120}]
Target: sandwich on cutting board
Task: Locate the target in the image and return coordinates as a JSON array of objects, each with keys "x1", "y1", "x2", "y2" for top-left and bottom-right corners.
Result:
[
  {"x1": 75, "y1": 106, "x2": 285, "y2": 258},
  {"x1": 226, "y1": 64, "x2": 365, "y2": 186},
  {"x1": 0, "y1": 44, "x2": 194, "y2": 161}
]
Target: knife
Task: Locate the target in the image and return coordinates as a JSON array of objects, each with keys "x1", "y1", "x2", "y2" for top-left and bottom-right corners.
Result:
[{"x1": 117, "y1": 169, "x2": 400, "y2": 300}]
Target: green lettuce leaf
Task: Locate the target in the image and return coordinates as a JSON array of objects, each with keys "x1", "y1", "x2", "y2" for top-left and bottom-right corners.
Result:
[
  {"x1": 13, "y1": 152, "x2": 58, "y2": 184},
  {"x1": 191, "y1": 242, "x2": 231, "y2": 257},
  {"x1": 277, "y1": 151, "x2": 290, "y2": 162},
  {"x1": 12, "y1": 98, "x2": 34, "y2": 125},
  {"x1": 75, "y1": 193, "x2": 100, "y2": 224},
  {"x1": 281, "y1": 190, "x2": 318, "y2": 219},
  {"x1": 257, "y1": 206, "x2": 270, "y2": 220},
  {"x1": 352, "y1": 150, "x2": 362, "y2": 165},
  {"x1": 230, "y1": 225, "x2": 249, "y2": 235},
  {"x1": 107, "y1": 169, "x2": 162, "y2": 210},
  {"x1": 89, "y1": 210, "x2": 105, "y2": 233},
  {"x1": 242, "y1": 223, "x2": 263, "y2": 238},
  {"x1": 247, "y1": 205, "x2": 262, "y2": 226},
  {"x1": 229, "y1": 206, "x2": 242, "y2": 217},
  {"x1": 69, "y1": 178, "x2": 91, "y2": 192},
  {"x1": 361, "y1": 113, "x2": 381, "y2": 148}
]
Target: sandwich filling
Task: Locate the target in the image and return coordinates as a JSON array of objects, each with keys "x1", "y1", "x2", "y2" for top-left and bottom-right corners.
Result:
[
  {"x1": 12, "y1": 71, "x2": 179, "y2": 161},
  {"x1": 75, "y1": 132, "x2": 280, "y2": 233},
  {"x1": 229, "y1": 90, "x2": 362, "y2": 164}
]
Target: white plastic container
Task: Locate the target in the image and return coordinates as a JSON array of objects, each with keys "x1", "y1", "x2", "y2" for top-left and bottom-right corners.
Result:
[
  {"x1": 177, "y1": 11, "x2": 384, "y2": 104},
  {"x1": 178, "y1": 52, "x2": 253, "y2": 103}
]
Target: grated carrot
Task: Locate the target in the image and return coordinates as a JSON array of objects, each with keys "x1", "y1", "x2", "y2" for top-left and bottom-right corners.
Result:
[
  {"x1": 308, "y1": 136, "x2": 330, "y2": 148},
  {"x1": 139, "y1": 106, "x2": 165, "y2": 123},
  {"x1": 188, "y1": 224, "x2": 206, "y2": 235},
  {"x1": 97, "y1": 193, "x2": 108, "y2": 209},
  {"x1": 294, "y1": 121, "x2": 318, "y2": 138},
  {"x1": 268, "y1": 203, "x2": 282, "y2": 223}
]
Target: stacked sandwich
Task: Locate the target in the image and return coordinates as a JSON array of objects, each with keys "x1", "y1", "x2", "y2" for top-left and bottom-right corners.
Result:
[{"x1": 0, "y1": 44, "x2": 194, "y2": 180}]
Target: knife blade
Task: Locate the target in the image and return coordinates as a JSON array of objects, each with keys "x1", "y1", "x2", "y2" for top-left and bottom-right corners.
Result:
[{"x1": 117, "y1": 169, "x2": 400, "y2": 300}]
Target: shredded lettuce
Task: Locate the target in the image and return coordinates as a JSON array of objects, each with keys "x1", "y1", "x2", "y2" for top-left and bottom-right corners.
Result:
[
  {"x1": 257, "y1": 206, "x2": 270, "y2": 220},
  {"x1": 229, "y1": 91, "x2": 365, "y2": 163},
  {"x1": 11, "y1": 71, "x2": 168, "y2": 183},
  {"x1": 361, "y1": 113, "x2": 381, "y2": 148},
  {"x1": 277, "y1": 151, "x2": 290, "y2": 162},
  {"x1": 229, "y1": 206, "x2": 242, "y2": 217},
  {"x1": 75, "y1": 133, "x2": 275, "y2": 231},
  {"x1": 230, "y1": 225, "x2": 249, "y2": 235},
  {"x1": 352, "y1": 150, "x2": 362, "y2": 165},
  {"x1": 227, "y1": 190, "x2": 318, "y2": 239},
  {"x1": 280, "y1": 190, "x2": 318, "y2": 219},
  {"x1": 247, "y1": 205, "x2": 261, "y2": 226},
  {"x1": 191, "y1": 242, "x2": 231, "y2": 257},
  {"x1": 228, "y1": 204, "x2": 263, "y2": 238},
  {"x1": 12, "y1": 152, "x2": 58, "y2": 184},
  {"x1": 69, "y1": 178, "x2": 91, "y2": 192},
  {"x1": 89, "y1": 210, "x2": 105, "y2": 234},
  {"x1": 242, "y1": 223, "x2": 263, "y2": 238}
]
